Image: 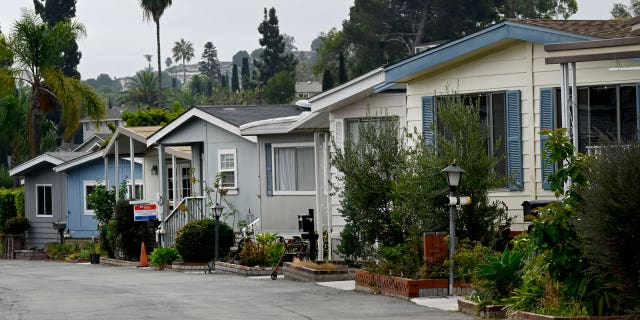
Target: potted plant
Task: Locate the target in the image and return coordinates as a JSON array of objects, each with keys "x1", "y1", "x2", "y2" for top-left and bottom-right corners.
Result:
[{"x1": 84, "y1": 242, "x2": 101, "y2": 264}]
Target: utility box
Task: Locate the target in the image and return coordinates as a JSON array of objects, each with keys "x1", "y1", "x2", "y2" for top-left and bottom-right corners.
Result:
[
  {"x1": 297, "y1": 209, "x2": 314, "y2": 234},
  {"x1": 521, "y1": 200, "x2": 558, "y2": 222}
]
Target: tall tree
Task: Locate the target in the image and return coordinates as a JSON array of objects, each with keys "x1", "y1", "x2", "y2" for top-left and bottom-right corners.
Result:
[
  {"x1": 338, "y1": 52, "x2": 347, "y2": 85},
  {"x1": 198, "y1": 41, "x2": 220, "y2": 84},
  {"x1": 144, "y1": 54, "x2": 153, "y2": 71},
  {"x1": 172, "y1": 38, "x2": 194, "y2": 83},
  {"x1": 1, "y1": 10, "x2": 104, "y2": 156},
  {"x1": 241, "y1": 57, "x2": 251, "y2": 90},
  {"x1": 118, "y1": 70, "x2": 160, "y2": 109},
  {"x1": 263, "y1": 71, "x2": 294, "y2": 104},
  {"x1": 139, "y1": 0, "x2": 172, "y2": 108},
  {"x1": 165, "y1": 56, "x2": 172, "y2": 68},
  {"x1": 33, "y1": 0, "x2": 80, "y2": 78},
  {"x1": 255, "y1": 7, "x2": 298, "y2": 83},
  {"x1": 322, "y1": 70, "x2": 334, "y2": 91},
  {"x1": 231, "y1": 64, "x2": 239, "y2": 93},
  {"x1": 232, "y1": 50, "x2": 250, "y2": 70},
  {"x1": 611, "y1": 0, "x2": 640, "y2": 19}
]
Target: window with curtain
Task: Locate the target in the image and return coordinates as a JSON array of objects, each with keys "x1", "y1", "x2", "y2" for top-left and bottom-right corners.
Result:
[
  {"x1": 218, "y1": 149, "x2": 237, "y2": 189},
  {"x1": 36, "y1": 184, "x2": 52, "y2": 216},
  {"x1": 273, "y1": 144, "x2": 315, "y2": 193}
]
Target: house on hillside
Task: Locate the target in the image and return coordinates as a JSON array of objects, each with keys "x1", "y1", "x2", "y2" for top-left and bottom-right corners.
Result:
[{"x1": 146, "y1": 105, "x2": 306, "y2": 246}]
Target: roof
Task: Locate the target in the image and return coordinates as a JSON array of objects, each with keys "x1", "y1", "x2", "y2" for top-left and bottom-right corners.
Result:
[
  {"x1": 512, "y1": 19, "x2": 631, "y2": 39},
  {"x1": 103, "y1": 126, "x2": 162, "y2": 156},
  {"x1": 9, "y1": 152, "x2": 88, "y2": 176},
  {"x1": 380, "y1": 19, "x2": 629, "y2": 86},
  {"x1": 309, "y1": 68, "x2": 386, "y2": 113},
  {"x1": 197, "y1": 105, "x2": 305, "y2": 127},
  {"x1": 147, "y1": 105, "x2": 305, "y2": 146}
]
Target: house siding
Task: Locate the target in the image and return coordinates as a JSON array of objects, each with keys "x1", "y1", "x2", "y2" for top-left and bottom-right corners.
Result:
[
  {"x1": 65, "y1": 158, "x2": 142, "y2": 239},
  {"x1": 257, "y1": 134, "x2": 316, "y2": 234},
  {"x1": 24, "y1": 167, "x2": 67, "y2": 249}
]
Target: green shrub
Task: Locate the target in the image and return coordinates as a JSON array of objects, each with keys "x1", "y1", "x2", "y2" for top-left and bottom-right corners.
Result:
[
  {"x1": 149, "y1": 246, "x2": 181, "y2": 268},
  {"x1": 474, "y1": 248, "x2": 525, "y2": 306},
  {"x1": 113, "y1": 199, "x2": 155, "y2": 260},
  {"x1": 175, "y1": 219, "x2": 234, "y2": 262},
  {"x1": 4, "y1": 216, "x2": 29, "y2": 234},
  {"x1": 45, "y1": 243, "x2": 75, "y2": 260},
  {"x1": 238, "y1": 233, "x2": 285, "y2": 267},
  {"x1": 0, "y1": 188, "x2": 19, "y2": 234}
]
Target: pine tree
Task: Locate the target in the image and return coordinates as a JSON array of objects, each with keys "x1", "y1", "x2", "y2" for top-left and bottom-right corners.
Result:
[
  {"x1": 338, "y1": 52, "x2": 347, "y2": 85},
  {"x1": 255, "y1": 7, "x2": 297, "y2": 83},
  {"x1": 322, "y1": 70, "x2": 334, "y2": 91},
  {"x1": 33, "y1": 0, "x2": 81, "y2": 78},
  {"x1": 231, "y1": 64, "x2": 239, "y2": 92},
  {"x1": 241, "y1": 57, "x2": 251, "y2": 90},
  {"x1": 199, "y1": 41, "x2": 220, "y2": 85}
]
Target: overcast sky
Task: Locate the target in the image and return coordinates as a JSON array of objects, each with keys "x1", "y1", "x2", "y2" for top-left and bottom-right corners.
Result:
[{"x1": 0, "y1": 0, "x2": 623, "y2": 80}]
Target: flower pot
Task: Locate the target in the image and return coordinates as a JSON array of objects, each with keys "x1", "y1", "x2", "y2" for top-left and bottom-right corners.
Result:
[{"x1": 90, "y1": 253, "x2": 100, "y2": 264}]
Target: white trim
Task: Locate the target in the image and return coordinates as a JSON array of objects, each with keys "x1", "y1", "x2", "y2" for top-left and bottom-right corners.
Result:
[
  {"x1": 218, "y1": 149, "x2": 237, "y2": 189},
  {"x1": 103, "y1": 126, "x2": 149, "y2": 157},
  {"x1": 146, "y1": 108, "x2": 256, "y2": 146},
  {"x1": 10, "y1": 154, "x2": 65, "y2": 176},
  {"x1": 83, "y1": 180, "x2": 99, "y2": 215},
  {"x1": 239, "y1": 115, "x2": 302, "y2": 135},
  {"x1": 54, "y1": 151, "x2": 104, "y2": 172},
  {"x1": 125, "y1": 179, "x2": 144, "y2": 200},
  {"x1": 35, "y1": 184, "x2": 53, "y2": 217},
  {"x1": 308, "y1": 68, "x2": 385, "y2": 113},
  {"x1": 271, "y1": 143, "x2": 316, "y2": 194}
]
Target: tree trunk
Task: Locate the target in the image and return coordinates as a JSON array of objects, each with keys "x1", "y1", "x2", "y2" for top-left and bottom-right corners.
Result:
[
  {"x1": 413, "y1": 1, "x2": 430, "y2": 51},
  {"x1": 27, "y1": 88, "x2": 42, "y2": 157},
  {"x1": 182, "y1": 59, "x2": 186, "y2": 84},
  {"x1": 156, "y1": 21, "x2": 162, "y2": 108}
]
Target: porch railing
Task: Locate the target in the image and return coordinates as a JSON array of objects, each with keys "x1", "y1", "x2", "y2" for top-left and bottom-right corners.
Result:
[{"x1": 162, "y1": 196, "x2": 207, "y2": 247}]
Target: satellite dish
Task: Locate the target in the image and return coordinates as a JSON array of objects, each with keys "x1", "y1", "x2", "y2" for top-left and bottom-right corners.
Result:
[{"x1": 295, "y1": 99, "x2": 311, "y2": 110}]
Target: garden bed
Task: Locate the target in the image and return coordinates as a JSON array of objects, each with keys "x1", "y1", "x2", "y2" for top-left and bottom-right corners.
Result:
[
  {"x1": 213, "y1": 261, "x2": 279, "y2": 276},
  {"x1": 354, "y1": 269, "x2": 471, "y2": 299},
  {"x1": 13, "y1": 249, "x2": 47, "y2": 260},
  {"x1": 458, "y1": 299, "x2": 506, "y2": 319},
  {"x1": 282, "y1": 262, "x2": 353, "y2": 282},
  {"x1": 511, "y1": 311, "x2": 640, "y2": 320}
]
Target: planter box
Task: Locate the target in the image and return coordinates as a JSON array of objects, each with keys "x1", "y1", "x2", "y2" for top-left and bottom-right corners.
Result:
[
  {"x1": 282, "y1": 262, "x2": 354, "y2": 282},
  {"x1": 511, "y1": 311, "x2": 640, "y2": 320},
  {"x1": 458, "y1": 299, "x2": 506, "y2": 319},
  {"x1": 355, "y1": 269, "x2": 471, "y2": 299},
  {"x1": 13, "y1": 250, "x2": 47, "y2": 260},
  {"x1": 213, "y1": 262, "x2": 278, "y2": 276}
]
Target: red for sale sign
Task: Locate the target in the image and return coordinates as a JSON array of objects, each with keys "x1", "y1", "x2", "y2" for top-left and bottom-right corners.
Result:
[{"x1": 133, "y1": 203, "x2": 158, "y2": 221}]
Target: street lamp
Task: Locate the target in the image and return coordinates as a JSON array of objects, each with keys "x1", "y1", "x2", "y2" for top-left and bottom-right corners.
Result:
[
  {"x1": 212, "y1": 203, "x2": 224, "y2": 273},
  {"x1": 442, "y1": 161, "x2": 465, "y2": 296}
]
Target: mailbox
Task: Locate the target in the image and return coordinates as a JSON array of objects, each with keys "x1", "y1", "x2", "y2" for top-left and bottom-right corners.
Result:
[
  {"x1": 521, "y1": 200, "x2": 558, "y2": 222},
  {"x1": 297, "y1": 209, "x2": 314, "y2": 234}
]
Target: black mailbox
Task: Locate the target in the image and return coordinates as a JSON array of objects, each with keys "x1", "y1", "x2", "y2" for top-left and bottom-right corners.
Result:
[
  {"x1": 52, "y1": 221, "x2": 67, "y2": 244},
  {"x1": 521, "y1": 200, "x2": 558, "y2": 222},
  {"x1": 298, "y1": 209, "x2": 314, "y2": 234}
]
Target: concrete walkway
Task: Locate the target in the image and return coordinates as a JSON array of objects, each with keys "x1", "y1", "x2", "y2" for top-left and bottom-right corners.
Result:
[{"x1": 315, "y1": 280, "x2": 462, "y2": 311}]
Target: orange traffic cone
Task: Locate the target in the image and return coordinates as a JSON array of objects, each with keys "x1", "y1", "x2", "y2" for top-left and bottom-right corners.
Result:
[{"x1": 139, "y1": 242, "x2": 149, "y2": 267}]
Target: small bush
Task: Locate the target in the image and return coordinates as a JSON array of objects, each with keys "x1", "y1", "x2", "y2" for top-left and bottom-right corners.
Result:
[
  {"x1": 149, "y1": 246, "x2": 181, "y2": 268},
  {"x1": 4, "y1": 216, "x2": 29, "y2": 235},
  {"x1": 238, "y1": 233, "x2": 285, "y2": 267},
  {"x1": 45, "y1": 243, "x2": 75, "y2": 260},
  {"x1": 175, "y1": 219, "x2": 234, "y2": 262}
]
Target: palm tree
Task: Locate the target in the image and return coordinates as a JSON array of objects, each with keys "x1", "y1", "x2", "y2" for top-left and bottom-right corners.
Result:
[
  {"x1": 1, "y1": 10, "x2": 104, "y2": 156},
  {"x1": 118, "y1": 70, "x2": 160, "y2": 110},
  {"x1": 139, "y1": 0, "x2": 172, "y2": 108},
  {"x1": 172, "y1": 38, "x2": 194, "y2": 84},
  {"x1": 144, "y1": 54, "x2": 153, "y2": 71}
]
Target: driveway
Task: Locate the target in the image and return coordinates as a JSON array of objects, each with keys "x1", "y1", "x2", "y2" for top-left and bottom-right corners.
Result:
[{"x1": 0, "y1": 260, "x2": 472, "y2": 320}]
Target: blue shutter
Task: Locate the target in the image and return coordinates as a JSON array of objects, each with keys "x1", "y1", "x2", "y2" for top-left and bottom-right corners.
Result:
[
  {"x1": 540, "y1": 87, "x2": 555, "y2": 190},
  {"x1": 265, "y1": 143, "x2": 273, "y2": 196},
  {"x1": 422, "y1": 96, "x2": 435, "y2": 146},
  {"x1": 506, "y1": 90, "x2": 523, "y2": 191}
]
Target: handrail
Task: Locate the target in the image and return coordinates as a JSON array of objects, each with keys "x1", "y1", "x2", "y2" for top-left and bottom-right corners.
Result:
[{"x1": 162, "y1": 196, "x2": 206, "y2": 247}]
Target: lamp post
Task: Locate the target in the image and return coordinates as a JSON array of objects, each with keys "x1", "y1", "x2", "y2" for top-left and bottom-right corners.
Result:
[
  {"x1": 442, "y1": 161, "x2": 465, "y2": 296},
  {"x1": 212, "y1": 203, "x2": 224, "y2": 273}
]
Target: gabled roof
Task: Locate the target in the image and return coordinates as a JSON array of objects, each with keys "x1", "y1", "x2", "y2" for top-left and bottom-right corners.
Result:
[
  {"x1": 147, "y1": 105, "x2": 305, "y2": 146},
  {"x1": 103, "y1": 126, "x2": 162, "y2": 156},
  {"x1": 73, "y1": 134, "x2": 106, "y2": 152},
  {"x1": 53, "y1": 151, "x2": 104, "y2": 172},
  {"x1": 380, "y1": 19, "x2": 627, "y2": 87},
  {"x1": 309, "y1": 68, "x2": 386, "y2": 113},
  {"x1": 9, "y1": 152, "x2": 88, "y2": 176}
]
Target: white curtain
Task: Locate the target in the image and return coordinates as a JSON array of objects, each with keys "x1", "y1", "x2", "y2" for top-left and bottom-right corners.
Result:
[
  {"x1": 297, "y1": 147, "x2": 315, "y2": 191},
  {"x1": 275, "y1": 148, "x2": 296, "y2": 191}
]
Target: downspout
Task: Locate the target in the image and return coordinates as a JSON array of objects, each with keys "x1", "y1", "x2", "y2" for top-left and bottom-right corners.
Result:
[
  {"x1": 130, "y1": 136, "x2": 135, "y2": 200},
  {"x1": 530, "y1": 42, "x2": 538, "y2": 200},
  {"x1": 324, "y1": 132, "x2": 332, "y2": 261}
]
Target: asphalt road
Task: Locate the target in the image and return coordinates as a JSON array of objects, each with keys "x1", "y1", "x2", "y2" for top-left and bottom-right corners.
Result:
[{"x1": 0, "y1": 260, "x2": 472, "y2": 320}]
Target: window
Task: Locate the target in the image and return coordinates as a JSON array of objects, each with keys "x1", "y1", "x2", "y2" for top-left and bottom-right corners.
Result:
[
  {"x1": 424, "y1": 90, "x2": 522, "y2": 190},
  {"x1": 272, "y1": 143, "x2": 315, "y2": 194},
  {"x1": 436, "y1": 92, "x2": 507, "y2": 177},
  {"x1": 125, "y1": 181, "x2": 144, "y2": 200},
  {"x1": 345, "y1": 117, "x2": 397, "y2": 145},
  {"x1": 168, "y1": 166, "x2": 192, "y2": 201},
  {"x1": 36, "y1": 184, "x2": 52, "y2": 216},
  {"x1": 181, "y1": 167, "x2": 192, "y2": 197},
  {"x1": 83, "y1": 181, "x2": 98, "y2": 215},
  {"x1": 553, "y1": 85, "x2": 637, "y2": 153},
  {"x1": 218, "y1": 149, "x2": 237, "y2": 189}
]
